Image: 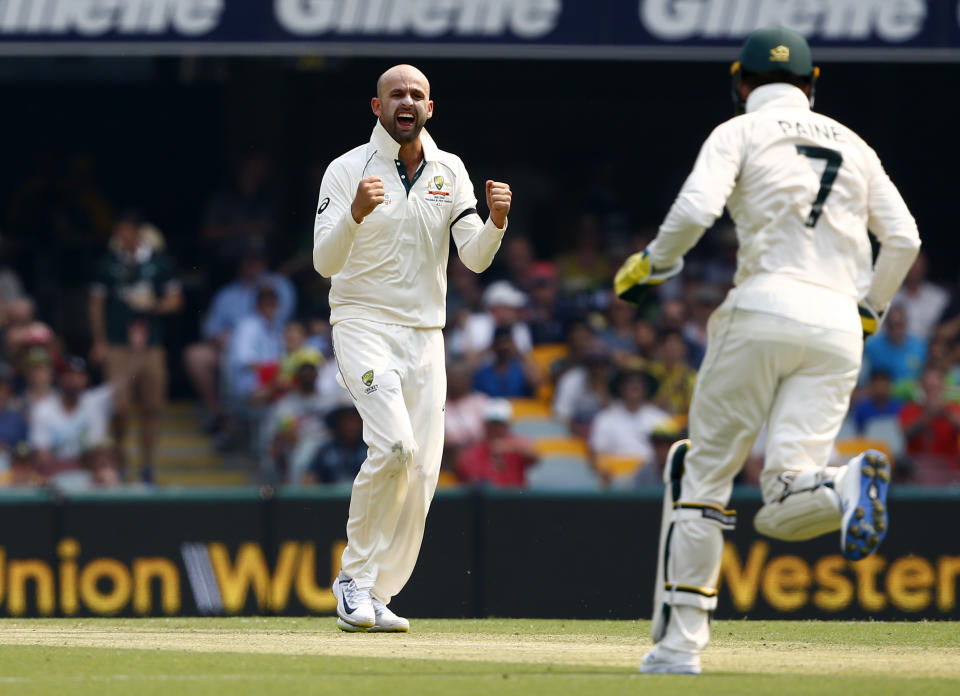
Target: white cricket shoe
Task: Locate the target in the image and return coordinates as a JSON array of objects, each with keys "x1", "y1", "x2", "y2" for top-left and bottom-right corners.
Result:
[
  {"x1": 333, "y1": 572, "x2": 375, "y2": 629},
  {"x1": 640, "y1": 646, "x2": 701, "y2": 675},
  {"x1": 840, "y1": 450, "x2": 891, "y2": 561},
  {"x1": 369, "y1": 598, "x2": 410, "y2": 632},
  {"x1": 336, "y1": 598, "x2": 410, "y2": 633}
]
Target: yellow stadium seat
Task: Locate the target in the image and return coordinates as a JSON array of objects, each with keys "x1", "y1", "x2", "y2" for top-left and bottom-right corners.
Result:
[
  {"x1": 833, "y1": 437, "x2": 894, "y2": 464},
  {"x1": 530, "y1": 343, "x2": 569, "y2": 403},
  {"x1": 530, "y1": 342, "x2": 569, "y2": 372},
  {"x1": 533, "y1": 437, "x2": 589, "y2": 458},
  {"x1": 595, "y1": 453, "x2": 645, "y2": 478},
  {"x1": 509, "y1": 398, "x2": 553, "y2": 420},
  {"x1": 436, "y1": 470, "x2": 461, "y2": 489}
]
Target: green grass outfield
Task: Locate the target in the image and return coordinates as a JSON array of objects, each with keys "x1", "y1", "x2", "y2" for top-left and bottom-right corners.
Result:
[{"x1": 0, "y1": 618, "x2": 957, "y2": 695}]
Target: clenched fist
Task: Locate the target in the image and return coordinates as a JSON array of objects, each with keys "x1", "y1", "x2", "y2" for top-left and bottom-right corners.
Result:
[
  {"x1": 351, "y1": 176, "x2": 385, "y2": 223},
  {"x1": 486, "y1": 180, "x2": 511, "y2": 229}
]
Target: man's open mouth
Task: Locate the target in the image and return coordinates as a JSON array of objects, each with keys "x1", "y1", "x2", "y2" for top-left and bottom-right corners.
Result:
[{"x1": 396, "y1": 112, "x2": 416, "y2": 127}]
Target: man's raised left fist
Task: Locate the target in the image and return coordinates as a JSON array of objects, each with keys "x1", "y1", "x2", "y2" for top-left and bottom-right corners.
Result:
[{"x1": 486, "y1": 180, "x2": 511, "y2": 229}]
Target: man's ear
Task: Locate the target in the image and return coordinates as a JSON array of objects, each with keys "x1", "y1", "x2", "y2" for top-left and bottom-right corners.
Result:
[
  {"x1": 371, "y1": 97, "x2": 382, "y2": 117},
  {"x1": 738, "y1": 82, "x2": 751, "y2": 102},
  {"x1": 425, "y1": 99, "x2": 434, "y2": 121}
]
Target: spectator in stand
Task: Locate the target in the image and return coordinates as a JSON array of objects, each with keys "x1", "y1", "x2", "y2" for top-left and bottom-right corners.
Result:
[
  {"x1": 0, "y1": 442, "x2": 42, "y2": 488},
  {"x1": 647, "y1": 329, "x2": 697, "y2": 414},
  {"x1": 303, "y1": 405, "x2": 366, "y2": 485},
  {"x1": 200, "y1": 152, "x2": 279, "y2": 281},
  {"x1": 557, "y1": 213, "x2": 611, "y2": 297},
  {"x1": 183, "y1": 240, "x2": 296, "y2": 433},
  {"x1": 266, "y1": 353, "x2": 333, "y2": 484},
  {"x1": 455, "y1": 399, "x2": 539, "y2": 488},
  {"x1": 226, "y1": 284, "x2": 285, "y2": 409},
  {"x1": 89, "y1": 211, "x2": 182, "y2": 483},
  {"x1": 658, "y1": 297, "x2": 705, "y2": 368},
  {"x1": 443, "y1": 362, "x2": 489, "y2": 467},
  {"x1": 30, "y1": 357, "x2": 108, "y2": 478},
  {"x1": 2, "y1": 296, "x2": 56, "y2": 369},
  {"x1": 82, "y1": 439, "x2": 122, "y2": 488},
  {"x1": 551, "y1": 320, "x2": 597, "y2": 381},
  {"x1": 684, "y1": 284, "x2": 722, "y2": 369},
  {"x1": 22, "y1": 347, "x2": 56, "y2": 415},
  {"x1": 636, "y1": 416, "x2": 687, "y2": 487},
  {"x1": 0, "y1": 365, "x2": 27, "y2": 472},
  {"x1": 0, "y1": 267, "x2": 24, "y2": 321},
  {"x1": 304, "y1": 317, "x2": 332, "y2": 357},
  {"x1": 253, "y1": 319, "x2": 322, "y2": 405},
  {"x1": 634, "y1": 316, "x2": 658, "y2": 362},
  {"x1": 899, "y1": 365, "x2": 960, "y2": 470},
  {"x1": 527, "y1": 261, "x2": 574, "y2": 345},
  {"x1": 278, "y1": 321, "x2": 323, "y2": 386},
  {"x1": 446, "y1": 256, "x2": 484, "y2": 329},
  {"x1": 0, "y1": 363, "x2": 27, "y2": 444},
  {"x1": 472, "y1": 326, "x2": 542, "y2": 398},
  {"x1": 502, "y1": 236, "x2": 536, "y2": 292},
  {"x1": 893, "y1": 251, "x2": 948, "y2": 340},
  {"x1": 851, "y1": 369, "x2": 903, "y2": 434},
  {"x1": 553, "y1": 347, "x2": 612, "y2": 438},
  {"x1": 597, "y1": 292, "x2": 638, "y2": 364},
  {"x1": 590, "y1": 364, "x2": 668, "y2": 485},
  {"x1": 454, "y1": 280, "x2": 532, "y2": 366},
  {"x1": 863, "y1": 305, "x2": 927, "y2": 398},
  {"x1": 934, "y1": 269, "x2": 960, "y2": 346}
]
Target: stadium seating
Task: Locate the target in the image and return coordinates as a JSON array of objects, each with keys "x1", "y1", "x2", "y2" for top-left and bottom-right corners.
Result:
[
  {"x1": 526, "y1": 456, "x2": 600, "y2": 491},
  {"x1": 529, "y1": 343, "x2": 568, "y2": 401},
  {"x1": 834, "y1": 437, "x2": 894, "y2": 464}
]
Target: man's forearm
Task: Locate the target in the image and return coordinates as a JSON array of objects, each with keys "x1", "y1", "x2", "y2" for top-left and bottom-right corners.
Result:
[{"x1": 313, "y1": 212, "x2": 361, "y2": 278}]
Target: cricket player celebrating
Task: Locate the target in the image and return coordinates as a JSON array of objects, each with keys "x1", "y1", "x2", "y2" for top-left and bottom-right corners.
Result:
[
  {"x1": 314, "y1": 65, "x2": 511, "y2": 632},
  {"x1": 614, "y1": 28, "x2": 920, "y2": 673}
]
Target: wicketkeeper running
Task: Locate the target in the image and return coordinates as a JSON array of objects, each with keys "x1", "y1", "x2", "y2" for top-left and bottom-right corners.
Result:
[{"x1": 614, "y1": 27, "x2": 920, "y2": 673}]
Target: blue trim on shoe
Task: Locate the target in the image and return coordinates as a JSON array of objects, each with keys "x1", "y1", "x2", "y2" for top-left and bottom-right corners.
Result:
[{"x1": 841, "y1": 450, "x2": 890, "y2": 561}]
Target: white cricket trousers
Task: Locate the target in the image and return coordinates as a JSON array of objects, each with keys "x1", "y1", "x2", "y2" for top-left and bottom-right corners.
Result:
[
  {"x1": 331, "y1": 319, "x2": 446, "y2": 604},
  {"x1": 668, "y1": 302, "x2": 862, "y2": 613}
]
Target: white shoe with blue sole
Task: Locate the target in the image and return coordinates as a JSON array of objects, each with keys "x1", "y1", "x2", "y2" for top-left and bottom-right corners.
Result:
[{"x1": 840, "y1": 450, "x2": 890, "y2": 561}]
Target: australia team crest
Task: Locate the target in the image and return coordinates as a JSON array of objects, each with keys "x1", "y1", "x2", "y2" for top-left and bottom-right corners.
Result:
[{"x1": 427, "y1": 174, "x2": 451, "y2": 204}]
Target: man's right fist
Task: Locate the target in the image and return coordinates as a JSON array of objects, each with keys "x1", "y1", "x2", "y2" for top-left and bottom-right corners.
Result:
[{"x1": 351, "y1": 177, "x2": 385, "y2": 223}]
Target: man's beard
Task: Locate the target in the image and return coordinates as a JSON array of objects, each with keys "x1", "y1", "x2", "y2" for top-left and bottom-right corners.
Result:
[{"x1": 381, "y1": 112, "x2": 424, "y2": 144}]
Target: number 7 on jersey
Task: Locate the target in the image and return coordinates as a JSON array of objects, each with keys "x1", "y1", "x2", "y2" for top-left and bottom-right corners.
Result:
[{"x1": 796, "y1": 145, "x2": 843, "y2": 227}]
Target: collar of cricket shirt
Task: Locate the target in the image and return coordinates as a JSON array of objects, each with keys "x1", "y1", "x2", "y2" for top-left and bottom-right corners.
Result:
[
  {"x1": 369, "y1": 119, "x2": 440, "y2": 164},
  {"x1": 745, "y1": 82, "x2": 811, "y2": 114}
]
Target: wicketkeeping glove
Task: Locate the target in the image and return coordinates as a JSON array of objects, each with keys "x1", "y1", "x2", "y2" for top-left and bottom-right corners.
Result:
[
  {"x1": 858, "y1": 301, "x2": 883, "y2": 339},
  {"x1": 614, "y1": 249, "x2": 684, "y2": 305}
]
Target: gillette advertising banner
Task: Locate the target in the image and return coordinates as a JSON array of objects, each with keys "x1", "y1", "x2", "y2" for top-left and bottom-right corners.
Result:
[{"x1": 0, "y1": 1, "x2": 958, "y2": 60}]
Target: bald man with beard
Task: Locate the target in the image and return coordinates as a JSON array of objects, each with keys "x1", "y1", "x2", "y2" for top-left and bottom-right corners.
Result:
[{"x1": 314, "y1": 64, "x2": 512, "y2": 632}]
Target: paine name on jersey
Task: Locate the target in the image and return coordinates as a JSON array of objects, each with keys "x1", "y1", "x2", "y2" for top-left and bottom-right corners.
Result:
[{"x1": 776, "y1": 120, "x2": 844, "y2": 143}]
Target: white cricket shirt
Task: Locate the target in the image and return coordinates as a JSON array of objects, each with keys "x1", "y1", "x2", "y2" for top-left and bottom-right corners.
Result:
[
  {"x1": 648, "y1": 83, "x2": 920, "y2": 332},
  {"x1": 313, "y1": 121, "x2": 506, "y2": 329}
]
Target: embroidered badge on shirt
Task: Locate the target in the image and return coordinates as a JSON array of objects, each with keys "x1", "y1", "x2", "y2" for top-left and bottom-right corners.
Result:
[
  {"x1": 362, "y1": 370, "x2": 378, "y2": 394},
  {"x1": 427, "y1": 175, "x2": 451, "y2": 204}
]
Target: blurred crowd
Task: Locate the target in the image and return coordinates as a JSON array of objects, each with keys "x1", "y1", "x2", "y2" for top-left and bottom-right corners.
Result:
[{"x1": 2, "y1": 153, "x2": 959, "y2": 491}]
